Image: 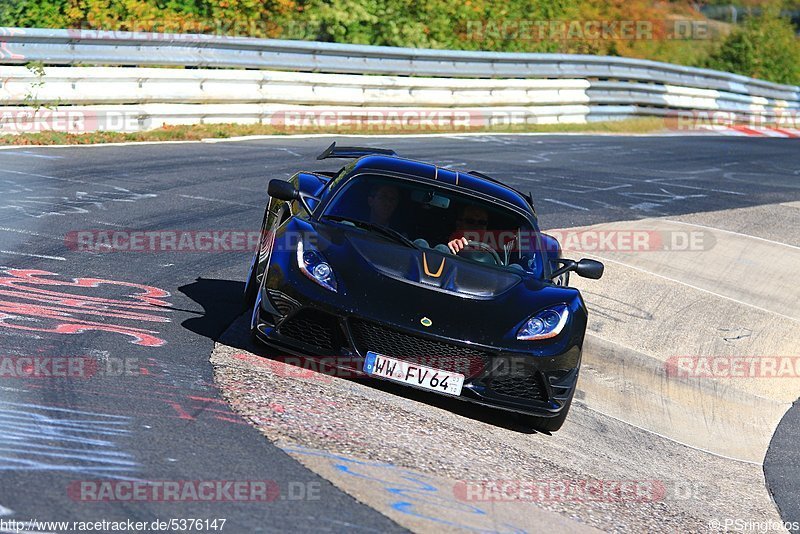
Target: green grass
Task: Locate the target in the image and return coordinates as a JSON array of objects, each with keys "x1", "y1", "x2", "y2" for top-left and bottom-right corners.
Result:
[{"x1": 0, "y1": 117, "x2": 667, "y2": 146}]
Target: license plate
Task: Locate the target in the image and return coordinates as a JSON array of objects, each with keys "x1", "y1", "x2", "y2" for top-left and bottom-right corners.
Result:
[{"x1": 363, "y1": 351, "x2": 464, "y2": 396}]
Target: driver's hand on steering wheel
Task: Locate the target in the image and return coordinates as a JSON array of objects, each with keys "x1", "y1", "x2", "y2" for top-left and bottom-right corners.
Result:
[{"x1": 447, "y1": 237, "x2": 469, "y2": 255}]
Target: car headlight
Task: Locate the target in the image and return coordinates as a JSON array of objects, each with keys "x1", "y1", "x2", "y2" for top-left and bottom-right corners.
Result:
[
  {"x1": 517, "y1": 304, "x2": 569, "y2": 341},
  {"x1": 297, "y1": 240, "x2": 337, "y2": 292}
]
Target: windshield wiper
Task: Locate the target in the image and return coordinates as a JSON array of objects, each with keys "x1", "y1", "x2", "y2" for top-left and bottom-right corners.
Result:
[{"x1": 323, "y1": 215, "x2": 419, "y2": 249}]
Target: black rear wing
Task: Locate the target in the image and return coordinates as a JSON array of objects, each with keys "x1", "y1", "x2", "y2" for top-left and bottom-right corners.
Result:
[{"x1": 316, "y1": 142, "x2": 397, "y2": 160}]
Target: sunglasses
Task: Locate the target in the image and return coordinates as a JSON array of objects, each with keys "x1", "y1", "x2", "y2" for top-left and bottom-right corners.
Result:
[{"x1": 459, "y1": 217, "x2": 488, "y2": 226}]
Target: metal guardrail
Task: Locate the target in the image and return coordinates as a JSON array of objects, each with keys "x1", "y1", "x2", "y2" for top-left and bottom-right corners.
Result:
[
  {"x1": 2, "y1": 27, "x2": 798, "y2": 98},
  {"x1": 1, "y1": 27, "x2": 798, "y2": 133},
  {"x1": 0, "y1": 67, "x2": 593, "y2": 106}
]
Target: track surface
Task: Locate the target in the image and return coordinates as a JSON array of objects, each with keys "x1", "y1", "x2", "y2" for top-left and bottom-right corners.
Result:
[{"x1": 0, "y1": 135, "x2": 797, "y2": 531}]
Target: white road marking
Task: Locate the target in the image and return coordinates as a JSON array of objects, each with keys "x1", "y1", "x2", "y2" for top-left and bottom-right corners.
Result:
[
  {"x1": 178, "y1": 194, "x2": 261, "y2": 208},
  {"x1": 0, "y1": 151, "x2": 63, "y2": 159},
  {"x1": 621, "y1": 188, "x2": 706, "y2": 211},
  {"x1": 541, "y1": 183, "x2": 632, "y2": 194},
  {"x1": 541, "y1": 198, "x2": 590, "y2": 211},
  {"x1": 649, "y1": 182, "x2": 745, "y2": 196},
  {"x1": 0, "y1": 169, "x2": 67, "y2": 181},
  {"x1": 0, "y1": 131, "x2": 724, "y2": 152},
  {"x1": 645, "y1": 167, "x2": 722, "y2": 176},
  {"x1": 526, "y1": 156, "x2": 551, "y2": 164},
  {"x1": 0, "y1": 169, "x2": 106, "y2": 188},
  {"x1": 644, "y1": 176, "x2": 744, "y2": 196},
  {"x1": 0, "y1": 140, "x2": 200, "y2": 150},
  {"x1": 90, "y1": 220, "x2": 126, "y2": 227},
  {"x1": 595, "y1": 256, "x2": 800, "y2": 324},
  {"x1": 0, "y1": 227, "x2": 59, "y2": 240},
  {"x1": 4, "y1": 132, "x2": 670, "y2": 150},
  {"x1": 660, "y1": 218, "x2": 800, "y2": 251},
  {"x1": 629, "y1": 202, "x2": 662, "y2": 211},
  {"x1": 587, "y1": 199, "x2": 618, "y2": 210},
  {"x1": 0, "y1": 250, "x2": 66, "y2": 261},
  {"x1": 274, "y1": 147, "x2": 303, "y2": 157}
]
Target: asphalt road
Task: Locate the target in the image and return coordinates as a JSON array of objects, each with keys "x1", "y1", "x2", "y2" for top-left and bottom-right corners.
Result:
[{"x1": 0, "y1": 134, "x2": 797, "y2": 532}]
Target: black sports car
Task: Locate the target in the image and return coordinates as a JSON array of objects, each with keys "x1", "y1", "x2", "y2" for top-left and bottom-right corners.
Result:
[{"x1": 244, "y1": 142, "x2": 604, "y2": 431}]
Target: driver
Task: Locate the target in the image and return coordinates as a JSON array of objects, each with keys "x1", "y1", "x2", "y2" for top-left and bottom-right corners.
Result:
[
  {"x1": 447, "y1": 205, "x2": 490, "y2": 255},
  {"x1": 367, "y1": 184, "x2": 400, "y2": 226}
]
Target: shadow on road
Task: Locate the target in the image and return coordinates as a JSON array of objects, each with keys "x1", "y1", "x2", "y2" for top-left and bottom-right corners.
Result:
[{"x1": 179, "y1": 278, "x2": 246, "y2": 341}]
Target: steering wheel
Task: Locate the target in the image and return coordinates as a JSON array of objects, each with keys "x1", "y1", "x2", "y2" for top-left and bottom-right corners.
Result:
[{"x1": 459, "y1": 240, "x2": 503, "y2": 266}]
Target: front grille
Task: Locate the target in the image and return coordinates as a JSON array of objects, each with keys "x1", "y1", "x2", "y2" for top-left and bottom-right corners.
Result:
[
  {"x1": 349, "y1": 319, "x2": 491, "y2": 378},
  {"x1": 277, "y1": 309, "x2": 344, "y2": 352},
  {"x1": 488, "y1": 373, "x2": 547, "y2": 402}
]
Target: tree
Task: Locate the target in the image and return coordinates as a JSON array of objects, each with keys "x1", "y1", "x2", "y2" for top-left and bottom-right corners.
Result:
[
  {"x1": 0, "y1": 0, "x2": 71, "y2": 27},
  {"x1": 706, "y1": 3, "x2": 800, "y2": 84}
]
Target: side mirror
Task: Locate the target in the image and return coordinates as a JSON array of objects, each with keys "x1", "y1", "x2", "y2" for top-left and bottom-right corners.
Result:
[
  {"x1": 268, "y1": 179, "x2": 299, "y2": 201},
  {"x1": 575, "y1": 258, "x2": 604, "y2": 279},
  {"x1": 550, "y1": 258, "x2": 604, "y2": 281}
]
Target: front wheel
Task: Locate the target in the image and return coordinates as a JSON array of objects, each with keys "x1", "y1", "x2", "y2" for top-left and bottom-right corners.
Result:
[
  {"x1": 243, "y1": 207, "x2": 276, "y2": 310},
  {"x1": 243, "y1": 251, "x2": 260, "y2": 311},
  {"x1": 249, "y1": 282, "x2": 264, "y2": 341}
]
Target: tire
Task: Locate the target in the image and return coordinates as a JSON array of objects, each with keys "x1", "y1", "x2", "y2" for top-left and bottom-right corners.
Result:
[
  {"x1": 243, "y1": 206, "x2": 276, "y2": 310},
  {"x1": 249, "y1": 286, "x2": 263, "y2": 342},
  {"x1": 243, "y1": 252, "x2": 261, "y2": 311}
]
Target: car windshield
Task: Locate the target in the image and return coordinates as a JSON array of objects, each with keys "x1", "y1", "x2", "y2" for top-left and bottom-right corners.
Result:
[{"x1": 321, "y1": 173, "x2": 545, "y2": 277}]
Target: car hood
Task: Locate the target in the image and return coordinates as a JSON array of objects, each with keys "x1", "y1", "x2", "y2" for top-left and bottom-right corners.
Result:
[
  {"x1": 278, "y1": 220, "x2": 584, "y2": 348},
  {"x1": 345, "y1": 232, "x2": 521, "y2": 299}
]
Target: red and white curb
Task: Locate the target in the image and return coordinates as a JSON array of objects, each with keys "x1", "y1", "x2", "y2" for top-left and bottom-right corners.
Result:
[{"x1": 696, "y1": 126, "x2": 800, "y2": 138}]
